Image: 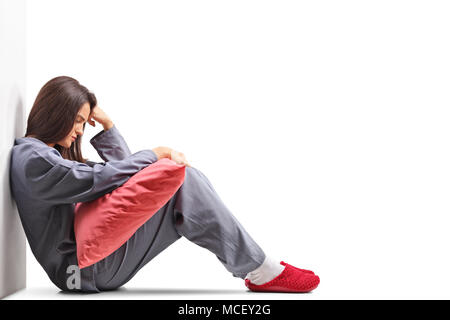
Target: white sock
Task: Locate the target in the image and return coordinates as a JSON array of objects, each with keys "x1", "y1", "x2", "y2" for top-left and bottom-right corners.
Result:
[{"x1": 245, "y1": 256, "x2": 285, "y2": 285}]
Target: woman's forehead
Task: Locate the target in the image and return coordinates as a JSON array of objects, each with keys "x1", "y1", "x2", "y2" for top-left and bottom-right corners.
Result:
[{"x1": 78, "y1": 102, "x2": 91, "y2": 119}]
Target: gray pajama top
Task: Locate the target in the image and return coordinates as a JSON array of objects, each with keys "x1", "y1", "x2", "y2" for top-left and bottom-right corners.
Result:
[{"x1": 9, "y1": 125, "x2": 158, "y2": 292}]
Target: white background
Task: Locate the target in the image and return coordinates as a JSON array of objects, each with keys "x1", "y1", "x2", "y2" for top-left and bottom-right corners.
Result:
[{"x1": 10, "y1": 0, "x2": 450, "y2": 299}]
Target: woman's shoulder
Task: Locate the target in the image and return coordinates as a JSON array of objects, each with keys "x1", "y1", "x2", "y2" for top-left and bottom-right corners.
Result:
[
  {"x1": 13, "y1": 137, "x2": 59, "y2": 158},
  {"x1": 11, "y1": 138, "x2": 64, "y2": 174}
]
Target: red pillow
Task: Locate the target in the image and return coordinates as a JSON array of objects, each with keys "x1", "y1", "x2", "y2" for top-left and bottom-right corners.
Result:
[{"x1": 74, "y1": 158, "x2": 185, "y2": 269}]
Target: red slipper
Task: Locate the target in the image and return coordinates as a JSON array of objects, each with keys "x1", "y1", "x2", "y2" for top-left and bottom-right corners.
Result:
[
  {"x1": 245, "y1": 262, "x2": 320, "y2": 293},
  {"x1": 281, "y1": 261, "x2": 315, "y2": 274}
]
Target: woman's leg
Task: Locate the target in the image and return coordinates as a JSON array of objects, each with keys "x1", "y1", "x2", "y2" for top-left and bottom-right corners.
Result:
[
  {"x1": 173, "y1": 166, "x2": 267, "y2": 279},
  {"x1": 93, "y1": 166, "x2": 266, "y2": 291}
]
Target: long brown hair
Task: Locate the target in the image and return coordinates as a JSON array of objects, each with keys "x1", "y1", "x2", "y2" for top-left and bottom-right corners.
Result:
[{"x1": 25, "y1": 76, "x2": 97, "y2": 163}]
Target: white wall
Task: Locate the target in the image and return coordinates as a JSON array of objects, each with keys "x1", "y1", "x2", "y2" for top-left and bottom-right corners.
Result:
[
  {"x1": 24, "y1": 0, "x2": 450, "y2": 298},
  {"x1": 0, "y1": 0, "x2": 27, "y2": 299}
]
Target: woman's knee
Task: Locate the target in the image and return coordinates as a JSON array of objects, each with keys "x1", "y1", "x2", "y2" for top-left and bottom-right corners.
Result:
[
  {"x1": 184, "y1": 166, "x2": 215, "y2": 192},
  {"x1": 185, "y1": 165, "x2": 201, "y2": 178}
]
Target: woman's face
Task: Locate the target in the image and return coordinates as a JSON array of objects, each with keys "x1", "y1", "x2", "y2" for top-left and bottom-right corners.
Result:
[{"x1": 53, "y1": 102, "x2": 91, "y2": 148}]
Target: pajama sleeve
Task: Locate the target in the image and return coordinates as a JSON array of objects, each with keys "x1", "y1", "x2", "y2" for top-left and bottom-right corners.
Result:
[
  {"x1": 85, "y1": 160, "x2": 103, "y2": 167},
  {"x1": 89, "y1": 125, "x2": 132, "y2": 162},
  {"x1": 24, "y1": 147, "x2": 159, "y2": 205}
]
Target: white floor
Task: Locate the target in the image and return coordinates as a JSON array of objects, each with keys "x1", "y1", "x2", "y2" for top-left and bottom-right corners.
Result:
[
  {"x1": 5, "y1": 286, "x2": 318, "y2": 300},
  {"x1": 3, "y1": 238, "x2": 322, "y2": 300},
  {"x1": 5, "y1": 237, "x2": 450, "y2": 300}
]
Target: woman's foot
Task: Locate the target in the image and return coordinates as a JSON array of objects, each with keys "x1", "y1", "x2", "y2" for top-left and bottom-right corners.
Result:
[
  {"x1": 245, "y1": 256, "x2": 285, "y2": 285},
  {"x1": 281, "y1": 261, "x2": 315, "y2": 274},
  {"x1": 245, "y1": 261, "x2": 320, "y2": 293}
]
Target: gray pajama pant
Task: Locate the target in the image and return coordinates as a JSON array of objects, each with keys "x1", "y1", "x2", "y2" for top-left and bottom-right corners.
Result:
[{"x1": 92, "y1": 166, "x2": 266, "y2": 291}]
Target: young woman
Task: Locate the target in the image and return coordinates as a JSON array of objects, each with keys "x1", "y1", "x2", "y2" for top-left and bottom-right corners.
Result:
[{"x1": 10, "y1": 76, "x2": 320, "y2": 293}]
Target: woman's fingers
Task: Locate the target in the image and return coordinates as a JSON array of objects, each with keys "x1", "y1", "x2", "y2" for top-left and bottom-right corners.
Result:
[
  {"x1": 88, "y1": 110, "x2": 96, "y2": 126},
  {"x1": 180, "y1": 153, "x2": 190, "y2": 167},
  {"x1": 171, "y1": 150, "x2": 191, "y2": 167}
]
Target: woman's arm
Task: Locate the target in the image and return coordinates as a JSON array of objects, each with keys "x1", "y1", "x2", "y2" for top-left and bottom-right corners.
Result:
[
  {"x1": 102, "y1": 120, "x2": 114, "y2": 131},
  {"x1": 88, "y1": 106, "x2": 133, "y2": 162},
  {"x1": 25, "y1": 147, "x2": 158, "y2": 204},
  {"x1": 88, "y1": 105, "x2": 190, "y2": 166},
  {"x1": 89, "y1": 125, "x2": 132, "y2": 161}
]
